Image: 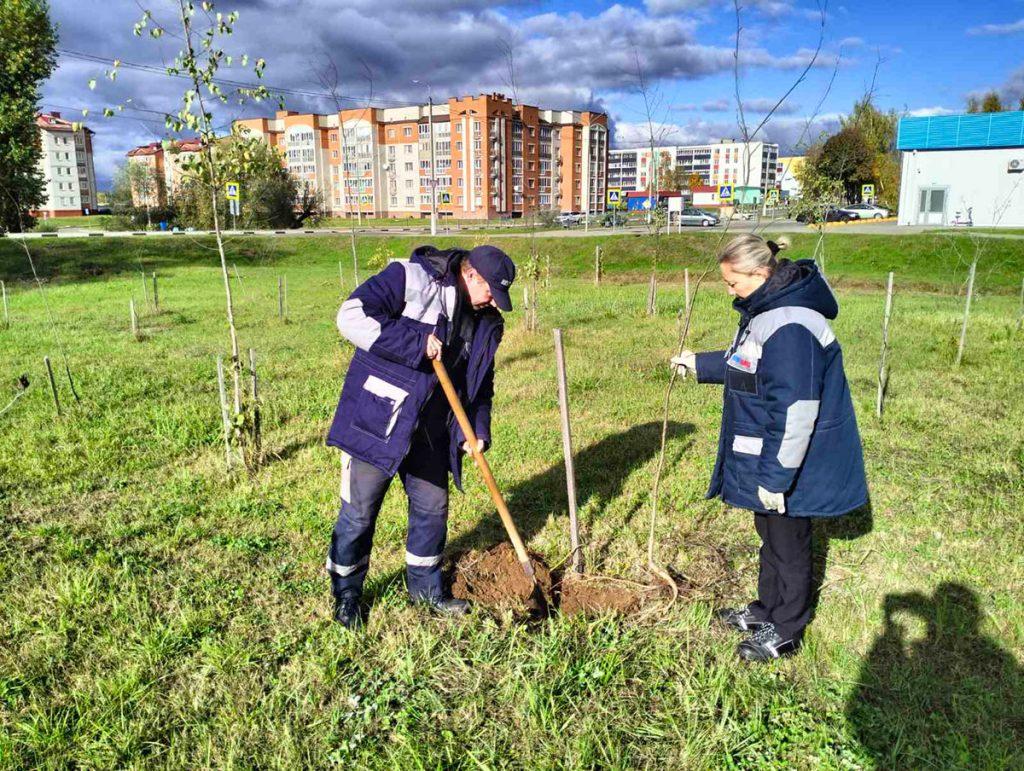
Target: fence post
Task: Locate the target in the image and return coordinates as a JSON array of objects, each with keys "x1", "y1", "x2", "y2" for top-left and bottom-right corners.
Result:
[
  {"x1": 594, "y1": 245, "x2": 602, "y2": 286},
  {"x1": 151, "y1": 272, "x2": 159, "y2": 311},
  {"x1": 553, "y1": 329, "x2": 582, "y2": 574},
  {"x1": 130, "y1": 298, "x2": 139, "y2": 339},
  {"x1": 875, "y1": 271, "x2": 894, "y2": 418},
  {"x1": 278, "y1": 276, "x2": 285, "y2": 321},
  {"x1": 248, "y1": 347, "x2": 261, "y2": 467},
  {"x1": 1, "y1": 280, "x2": 8, "y2": 329}
]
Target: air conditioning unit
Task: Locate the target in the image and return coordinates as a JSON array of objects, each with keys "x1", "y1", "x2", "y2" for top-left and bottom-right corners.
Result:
[{"x1": 1009, "y1": 158, "x2": 1023, "y2": 173}]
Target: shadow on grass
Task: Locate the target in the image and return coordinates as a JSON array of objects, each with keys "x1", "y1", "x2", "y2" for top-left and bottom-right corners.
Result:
[
  {"x1": 847, "y1": 582, "x2": 1024, "y2": 766},
  {"x1": 364, "y1": 420, "x2": 694, "y2": 604},
  {"x1": 810, "y1": 503, "x2": 873, "y2": 620}
]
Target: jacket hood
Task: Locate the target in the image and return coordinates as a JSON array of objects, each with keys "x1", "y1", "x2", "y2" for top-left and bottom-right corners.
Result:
[
  {"x1": 734, "y1": 258, "x2": 838, "y2": 320},
  {"x1": 409, "y1": 244, "x2": 468, "y2": 282}
]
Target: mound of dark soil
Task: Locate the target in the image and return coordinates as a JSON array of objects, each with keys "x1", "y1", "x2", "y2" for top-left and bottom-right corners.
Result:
[
  {"x1": 446, "y1": 542, "x2": 553, "y2": 614},
  {"x1": 557, "y1": 574, "x2": 643, "y2": 616}
]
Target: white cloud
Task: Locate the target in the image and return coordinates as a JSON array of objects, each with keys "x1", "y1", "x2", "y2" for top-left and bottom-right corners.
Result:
[
  {"x1": 967, "y1": 18, "x2": 1024, "y2": 36},
  {"x1": 906, "y1": 106, "x2": 956, "y2": 117}
]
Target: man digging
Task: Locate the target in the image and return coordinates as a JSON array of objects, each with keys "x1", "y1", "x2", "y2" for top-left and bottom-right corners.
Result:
[{"x1": 325, "y1": 245, "x2": 516, "y2": 629}]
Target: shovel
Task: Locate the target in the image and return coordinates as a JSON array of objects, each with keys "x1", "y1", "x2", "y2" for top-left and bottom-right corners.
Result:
[{"x1": 431, "y1": 357, "x2": 539, "y2": 586}]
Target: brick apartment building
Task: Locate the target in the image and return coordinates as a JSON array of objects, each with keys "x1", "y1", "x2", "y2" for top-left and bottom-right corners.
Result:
[
  {"x1": 125, "y1": 138, "x2": 204, "y2": 207},
  {"x1": 33, "y1": 112, "x2": 98, "y2": 218},
  {"x1": 234, "y1": 93, "x2": 608, "y2": 219}
]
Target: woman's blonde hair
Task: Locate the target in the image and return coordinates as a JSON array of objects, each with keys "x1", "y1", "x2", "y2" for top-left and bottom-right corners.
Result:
[{"x1": 718, "y1": 234, "x2": 790, "y2": 274}]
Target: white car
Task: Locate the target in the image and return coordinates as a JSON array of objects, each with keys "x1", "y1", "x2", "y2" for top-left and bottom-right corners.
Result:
[{"x1": 839, "y1": 203, "x2": 890, "y2": 219}]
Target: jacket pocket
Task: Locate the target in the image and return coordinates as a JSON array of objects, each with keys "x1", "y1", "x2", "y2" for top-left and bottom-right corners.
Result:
[
  {"x1": 352, "y1": 375, "x2": 408, "y2": 442},
  {"x1": 726, "y1": 367, "x2": 758, "y2": 396}
]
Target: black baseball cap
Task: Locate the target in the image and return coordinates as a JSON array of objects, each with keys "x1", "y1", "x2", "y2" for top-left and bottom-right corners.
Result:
[{"x1": 467, "y1": 245, "x2": 516, "y2": 311}]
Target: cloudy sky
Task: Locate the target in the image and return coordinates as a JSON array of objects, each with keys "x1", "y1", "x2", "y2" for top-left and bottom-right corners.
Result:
[{"x1": 41, "y1": 0, "x2": 1024, "y2": 187}]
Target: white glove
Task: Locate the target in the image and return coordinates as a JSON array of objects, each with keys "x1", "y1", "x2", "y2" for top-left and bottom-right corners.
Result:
[
  {"x1": 757, "y1": 486, "x2": 786, "y2": 514},
  {"x1": 670, "y1": 350, "x2": 697, "y2": 378}
]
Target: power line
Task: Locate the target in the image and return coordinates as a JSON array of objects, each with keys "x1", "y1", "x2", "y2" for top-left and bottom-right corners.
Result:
[{"x1": 58, "y1": 48, "x2": 411, "y2": 109}]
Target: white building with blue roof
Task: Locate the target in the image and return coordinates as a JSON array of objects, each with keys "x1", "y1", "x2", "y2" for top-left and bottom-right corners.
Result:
[{"x1": 896, "y1": 111, "x2": 1024, "y2": 228}]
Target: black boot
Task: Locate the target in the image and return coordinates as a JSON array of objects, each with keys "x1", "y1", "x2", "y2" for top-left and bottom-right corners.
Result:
[
  {"x1": 419, "y1": 596, "x2": 471, "y2": 617},
  {"x1": 737, "y1": 623, "x2": 800, "y2": 662},
  {"x1": 333, "y1": 593, "x2": 365, "y2": 630},
  {"x1": 714, "y1": 603, "x2": 767, "y2": 632}
]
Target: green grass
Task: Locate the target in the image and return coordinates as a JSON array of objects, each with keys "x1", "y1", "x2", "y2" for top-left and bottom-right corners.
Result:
[
  {"x1": 32, "y1": 215, "x2": 120, "y2": 231},
  {"x1": 1, "y1": 232, "x2": 1022, "y2": 767}
]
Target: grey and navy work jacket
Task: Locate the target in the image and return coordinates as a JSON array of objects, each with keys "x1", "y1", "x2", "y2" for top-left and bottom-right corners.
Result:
[
  {"x1": 695, "y1": 259, "x2": 868, "y2": 518},
  {"x1": 326, "y1": 246, "x2": 503, "y2": 489}
]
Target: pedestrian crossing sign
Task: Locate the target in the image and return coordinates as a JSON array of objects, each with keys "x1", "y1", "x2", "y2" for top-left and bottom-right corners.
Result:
[
  {"x1": 861, "y1": 183, "x2": 875, "y2": 199},
  {"x1": 718, "y1": 185, "x2": 734, "y2": 202},
  {"x1": 440, "y1": 192, "x2": 451, "y2": 204},
  {"x1": 766, "y1": 188, "x2": 779, "y2": 205},
  {"x1": 225, "y1": 182, "x2": 240, "y2": 201},
  {"x1": 606, "y1": 187, "x2": 622, "y2": 206}
]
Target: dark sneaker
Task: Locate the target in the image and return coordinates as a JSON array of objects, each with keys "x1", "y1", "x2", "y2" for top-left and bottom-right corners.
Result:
[
  {"x1": 333, "y1": 594, "x2": 364, "y2": 630},
  {"x1": 420, "y1": 596, "x2": 471, "y2": 617},
  {"x1": 715, "y1": 604, "x2": 767, "y2": 632},
  {"x1": 737, "y1": 623, "x2": 800, "y2": 662}
]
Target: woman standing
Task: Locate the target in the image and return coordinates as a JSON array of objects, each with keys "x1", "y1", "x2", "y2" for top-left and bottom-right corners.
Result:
[{"x1": 673, "y1": 234, "x2": 867, "y2": 662}]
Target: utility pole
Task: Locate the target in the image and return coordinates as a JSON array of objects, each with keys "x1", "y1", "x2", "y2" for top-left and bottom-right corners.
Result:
[{"x1": 428, "y1": 89, "x2": 438, "y2": 236}]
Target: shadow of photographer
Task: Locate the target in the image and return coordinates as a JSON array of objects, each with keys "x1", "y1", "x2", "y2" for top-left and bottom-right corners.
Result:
[{"x1": 847, "y1": 582, "x2": 1024, "y2": 767}]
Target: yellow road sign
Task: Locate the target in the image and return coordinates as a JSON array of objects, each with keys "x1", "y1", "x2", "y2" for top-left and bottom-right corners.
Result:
[
  {"x1": 718, "y1": 184, "x2": 734, "y2": 202},
  {"x1": 606, "y1": 187, "x2": 622, "y2": 206},
  {"x1": 225, "y1": 182, "x2": 240, "y2": 201},
  {"x1": 861, "y1": 184, "x2": 875, "y2": 199}
]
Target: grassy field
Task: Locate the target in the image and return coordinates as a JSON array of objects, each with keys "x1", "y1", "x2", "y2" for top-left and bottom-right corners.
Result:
[{"x1": 1, "y1": 231, "x2": 1022, "y2": 768}]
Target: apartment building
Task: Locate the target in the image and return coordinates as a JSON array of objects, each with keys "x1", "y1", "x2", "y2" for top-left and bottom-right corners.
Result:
[
  {"x1": 608, "y1": 140, "x2": 779, "y2": 194},
  {"x1": 33, "y1": 112, "x2": 98, "y2": 218},
  {"x1": 125, "y1": 138, "x2": 203, "y2": 207},
  {"x1": 234, "y1": 93, "x2": 608, "y2": 219}
]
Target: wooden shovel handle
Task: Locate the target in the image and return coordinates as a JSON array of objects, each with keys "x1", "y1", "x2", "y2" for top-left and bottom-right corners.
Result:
[{"x1": 431, "y1": 357, "x2": 535, "y2": 580}]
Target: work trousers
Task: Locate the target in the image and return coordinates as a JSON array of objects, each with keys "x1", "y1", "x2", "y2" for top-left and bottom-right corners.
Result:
[
  {"x1": 749, "y1": 513, "x2": 813, "y2": 640},
  {"x1": 327, "y1": 440, "x2": 449, "y2": 602}
]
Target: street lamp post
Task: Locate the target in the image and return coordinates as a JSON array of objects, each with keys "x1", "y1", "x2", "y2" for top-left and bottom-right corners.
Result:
[{"x1": 414, "y1": 80, "x2": 439, "y2": 236}]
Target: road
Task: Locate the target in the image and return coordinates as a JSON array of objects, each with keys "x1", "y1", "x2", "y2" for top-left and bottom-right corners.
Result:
[{"x1": 4, "y1": 220, "x2": 1022, "y2": 240}]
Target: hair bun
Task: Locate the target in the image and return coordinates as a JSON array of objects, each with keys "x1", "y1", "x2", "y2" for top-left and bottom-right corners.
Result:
[{"x1": 766, "y1": 236, "x2": 791, "y2": 255}]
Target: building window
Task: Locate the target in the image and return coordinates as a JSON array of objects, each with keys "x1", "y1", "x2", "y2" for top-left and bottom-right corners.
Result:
[
  {"x1": 388, "y1": 128, "x2": 396, "y2": 139},
  {"x1": 405, "y1": 179, "x2": 413, "y2": 189},
  {"x1": 405, "y1": 162, "x2": 414, "y2": 171},
  {"x1": 329, "y1": 132, "x2": 338, "y2": 142},
  {"x1": 405, "y1": 145, "x2": 413, "y2": 155},
  {"x1": 419, "y1": 123, "x2": 429, "y2": 136},
  {"x1": 403, "y1": 126, "x2": 413, "y2": 137},
  {"x1": 457, "y1": 195, "x2": 463, "y2": 203},
  {"x1": 456, "y1": 141, "x2": 463, "y2": 151},
  {"x1": 529, "y1": 126, "x2": 535, "y2": 137},
  {"x1": 332, "y1": 150, "x2": 339, "y2": 159}
]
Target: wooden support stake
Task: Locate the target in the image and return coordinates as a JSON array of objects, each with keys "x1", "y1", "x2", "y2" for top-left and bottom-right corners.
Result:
[
  {"x1": 875, "y1": 271, "x2": 894, "y2": 418},
  {"x1": 151, "y1": 272, "x2": 159, "y2": 311},
  {"x1": 141, "y1": 270, "x2": 149, "y2": 309},
  {"x1": 553, "y1": 329, "x2": 582, "y2": 573},
  {"x1": 44, "y1": 356, "x2": 61, "y2": 417},
  {"x1": 594, "y1": 245, "x2": 602, "y2": 286},
  {"x1": 545, "y1": 255, "x2": 551, "y2": 288},
  {"x1": 130, "y1": 298, "x2": 139, "y2": 339},
  {"x1": 1, "y1": 280, "x2": 8, "y2": 329},
  {"x1": 278, "y1": 276, "x2": 285, "y2": 320},
  {"x1": 647, "y1": 273, "x2": 657, "y2": 316},
  {"x1": 216, "y1": 356, "x2": 234, "y2": 472},
  {"x1": 956, "y1": 259, "x2": 976, "y2": 366},
  {"x1": 248, "y1": 347, "x2": 261, "y2": 467},
  {"x1": 284, "y1": 275, "x2": 288, "y2": 320}
]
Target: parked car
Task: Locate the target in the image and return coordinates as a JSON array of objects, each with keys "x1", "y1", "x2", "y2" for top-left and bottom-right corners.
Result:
[
  {"x1": 838, "y1": 203, "x2": 889, "y2": 219},
  {"x1": 556, "y1": 212, "x2": 582, "y2": 228},
  {"x1": 678, "y1": 206, "x2": 719, "y2": 227},
  {"x1": 796, "y1": 207, "x2": 851, "y2": 224}
]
